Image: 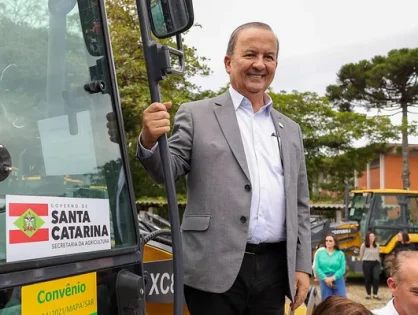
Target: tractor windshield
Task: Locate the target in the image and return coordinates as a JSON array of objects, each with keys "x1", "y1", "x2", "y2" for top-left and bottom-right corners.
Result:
[
  {"x1": 368, "y1": 193, "x2": 418, "y2": 245},
  {"x1": 349, "y1": 193, "x2": 370, "y2": 223},
  {"x1": 0, "y1": 0, "x2": 138, "y2": 268}
]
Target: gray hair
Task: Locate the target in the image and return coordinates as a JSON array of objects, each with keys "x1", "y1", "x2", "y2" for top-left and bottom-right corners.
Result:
[
  {"x1": 226, "y1": 22, "x2": 279, "y2": 57},
  {"x1": 391, "y1": 250, "x2": 418, "y2": 283}
]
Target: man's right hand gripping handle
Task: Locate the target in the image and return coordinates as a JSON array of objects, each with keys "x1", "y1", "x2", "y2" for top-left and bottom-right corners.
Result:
[{"x1": 140, "y1": 101, "x2": 172, "y2": 149}]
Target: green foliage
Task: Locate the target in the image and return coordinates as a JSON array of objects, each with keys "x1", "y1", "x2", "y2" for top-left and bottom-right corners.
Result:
[
  {"x1": 105, "y1": 0, "x2": 405, "y2": 199},
  {"x1": 326, "y1": 48, "x2": 418, "y2": 189},
  {"x1": 270, "y1": 91, "x2": 398, "y2": 195},
  {"x1": 1, "y1": 0, "x2": 402, "y2": 203},
  {"x1": 105, "y1": 0, "x2": 213, "y2": 198},
  {"x1": 326, "y1": 48, "x2": 418, "y2": 111}
]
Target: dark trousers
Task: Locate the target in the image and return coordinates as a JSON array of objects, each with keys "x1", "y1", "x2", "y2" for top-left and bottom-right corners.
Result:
[
  {"x1": 184, "y1": 242, "x2": 288, "y2": 315},
  {"x1": 362, "y1": 260, "x2": 380, "y2": 295}
]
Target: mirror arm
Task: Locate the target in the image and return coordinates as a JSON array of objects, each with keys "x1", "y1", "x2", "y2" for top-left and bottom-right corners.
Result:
[
  {"x1": 166, "y1": 34, "x2": 185, "y2": 75},
  {"x1": 149, "y1": 43, "x2": 171, "y2": 81},
  {"x1": 151, "y1": 34, "x2": 186, "y2": 79},
  {"x1": 135, "y1": 1, "x2": 184, "y2": 315}
]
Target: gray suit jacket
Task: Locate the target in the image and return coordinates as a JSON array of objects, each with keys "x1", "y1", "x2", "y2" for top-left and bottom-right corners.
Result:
[{"x1": 137, "y1": 91, "x2": 312, "y2": 301}]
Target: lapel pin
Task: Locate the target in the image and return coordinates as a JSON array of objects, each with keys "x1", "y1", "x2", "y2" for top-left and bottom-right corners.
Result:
[{"x1": 278, "y1": 122, "x2": 284, "y2": 128}]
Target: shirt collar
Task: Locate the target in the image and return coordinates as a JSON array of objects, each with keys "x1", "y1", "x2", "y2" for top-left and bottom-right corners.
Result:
[
  {"x1": 373, "y1": 299, "x2": 399, "y2": 315},
  {"x1": 389, "y1": 299, "x2": 400, "y2": 315},
  {"x1": 228, "y1": 86, "x2": 273, "y2": 114}
]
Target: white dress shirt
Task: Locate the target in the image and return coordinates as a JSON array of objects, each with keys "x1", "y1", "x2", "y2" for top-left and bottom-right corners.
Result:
[
  {"x1": 139, "y1": 87, "x2": 286, "y2": 243},
  {"x1": 372, "y1": 299, "x2": 399, "y2": 315},
  {"x1": 228, "y1": 87, "x2": 285, "y2": 243}
]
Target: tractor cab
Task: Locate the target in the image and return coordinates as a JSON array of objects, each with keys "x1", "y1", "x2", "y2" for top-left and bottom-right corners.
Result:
[
  {"x1": 348, "y1": 189, "x2": 418, "y2": 276},
  {"x1": 349, "y1": 189, "x2": 418, "y2": 244}
]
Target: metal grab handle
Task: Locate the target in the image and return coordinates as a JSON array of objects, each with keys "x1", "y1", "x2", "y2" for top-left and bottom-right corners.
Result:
[
  {"x1": 135, "y1": 0, "x2": 184, "y2": 314},
  {"x1": 167, "y1": 34, "x2": 185, "y2": 75}
]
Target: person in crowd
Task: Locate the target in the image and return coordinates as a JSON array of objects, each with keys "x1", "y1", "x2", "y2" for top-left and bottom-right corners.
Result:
[
  {"x1": 372, "y1": 251, "x2": 418, "y2": 315},
  {"x1": 360, "y1": 231, "x2": 381, "y2": 300},
  {"x1": 312, "y1": 241, "x2": 326, "y2": 281},
  {"x1": 315, "y1": 233, "x2": 347, "y2": 300},
  {"x1": 394, "y1": 231, "x2": 416, "y2": 255},
  {"x1": 312, "y1": 295, "x2": 373, "y2": 315}
]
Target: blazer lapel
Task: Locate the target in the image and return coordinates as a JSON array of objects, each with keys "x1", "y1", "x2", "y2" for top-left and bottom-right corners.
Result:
[
  {"x1": 213, "y1": 92, "x2": 251, "y2": 181},
  {"x1": 271, "y1": 110, "x2": 290, "y2": 193}
]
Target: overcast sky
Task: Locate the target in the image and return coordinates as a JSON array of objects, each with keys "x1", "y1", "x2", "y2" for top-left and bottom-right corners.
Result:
[{"x1": 182, "y1": 0, "x2": 418, "y2": 143}]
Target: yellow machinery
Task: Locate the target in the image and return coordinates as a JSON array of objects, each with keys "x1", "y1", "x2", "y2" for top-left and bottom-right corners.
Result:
[
  {"x1": 312, "y1": 189, "x2": 418, "y2": 277},
  {"x1": 348, "y1": 189, "x2": 418, "y2": 277}
]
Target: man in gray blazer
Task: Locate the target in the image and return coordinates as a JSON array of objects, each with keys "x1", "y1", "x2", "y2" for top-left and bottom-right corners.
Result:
[{"x1": 137, "y1": 22, "x2": 311, "y2": 314}]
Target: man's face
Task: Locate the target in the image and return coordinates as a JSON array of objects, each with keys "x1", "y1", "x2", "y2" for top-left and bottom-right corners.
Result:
[
  {"x1": 224, "y1": 27, "x2": 278, "y2": 99},
  {"x1": 388, "y1": 259, "x2": 418, "y2": 315}
]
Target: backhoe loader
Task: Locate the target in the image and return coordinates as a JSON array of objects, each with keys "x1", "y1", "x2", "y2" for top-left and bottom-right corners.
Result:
[{"x1": 311, "y1": 189, "x2": 418, "y2": 278}]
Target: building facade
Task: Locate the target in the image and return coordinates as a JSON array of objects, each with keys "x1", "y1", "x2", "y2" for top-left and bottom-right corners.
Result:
[{"x1": 355, "y1": 144, "x2": 418, "y2": 190}]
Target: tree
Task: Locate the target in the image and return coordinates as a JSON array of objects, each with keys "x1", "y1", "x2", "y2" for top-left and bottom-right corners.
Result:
[
  {"x1": 105, "y1": 0, "x2": 214, "y2": 199},
  {"x1": 326, "y1": 48, "x2": 418, "y2": 189},
  {"x1": 270, "y1": 91, "x2": 398, "y2": 197}
]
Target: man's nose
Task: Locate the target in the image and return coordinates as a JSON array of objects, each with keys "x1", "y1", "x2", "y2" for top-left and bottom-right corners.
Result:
[{"x1": 252, "y1": 57, "x2": 266, "y2": 70}]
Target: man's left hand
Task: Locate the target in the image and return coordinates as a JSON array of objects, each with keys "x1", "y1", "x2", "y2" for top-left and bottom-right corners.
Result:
[{"x1": 290, "y1": 272, "x2": 310, "y2": 311}]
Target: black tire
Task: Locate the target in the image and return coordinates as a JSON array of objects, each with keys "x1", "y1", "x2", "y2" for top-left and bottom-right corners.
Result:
[{"x1": 383, "y1": 253, "x2": 395, "y2": 279}]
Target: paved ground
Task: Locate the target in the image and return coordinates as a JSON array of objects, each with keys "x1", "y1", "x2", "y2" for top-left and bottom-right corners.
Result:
[{"x1": 311, "y1": 276, "x2": 392, "y2": 311}]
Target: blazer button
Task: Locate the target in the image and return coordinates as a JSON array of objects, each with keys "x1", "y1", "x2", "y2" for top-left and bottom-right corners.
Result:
[
  {"x1": 240, "y1": 216, "x2": 247, "y2": 223},
  {"x1": 244, "y1": 184, "x2": 251, "y2": 192}
]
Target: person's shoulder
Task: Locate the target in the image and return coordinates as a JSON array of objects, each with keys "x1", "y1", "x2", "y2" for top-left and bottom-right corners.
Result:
[
  {"x1": 371, "y1": 299, "x2": 398, "y2": 315},
  {"x1": 371, "y1": 306, "x2": 386, "y2": 314},
  {"x1": 316, "y1": 247, "x2": 326, "y2": 256},
  {"x1": 316, "y1": 248, "x2": 326, "y2": 257},
  {"x1": 181, "y1": 91, "x2": 229, "y2": 111},
  {"x1": 405, "y1": 243, "x2": 417, "y2": 251}
]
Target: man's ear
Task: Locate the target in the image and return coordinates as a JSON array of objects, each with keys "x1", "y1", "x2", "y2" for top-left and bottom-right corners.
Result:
[
  {"x1": 224, "y1": 55, "x2": 232, "y2": 74},
  {"x1": 387, "y1": 277, "x2": 397, "y2": 295}
]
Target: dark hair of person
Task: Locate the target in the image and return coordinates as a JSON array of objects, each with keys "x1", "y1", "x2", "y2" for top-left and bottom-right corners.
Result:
[
  {"x1": 365, "y1": 231, "x2": 377, "y2": 248},
  {"x1": 401, "y1": 231, "x2": 410, "y2": 243},
  {"x1": 312, "y1": 296, "x2": 373, "y2": 315}
]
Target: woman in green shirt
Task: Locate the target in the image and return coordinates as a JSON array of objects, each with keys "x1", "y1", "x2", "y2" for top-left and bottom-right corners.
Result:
[{"x1": 315, "y1": 233, "x2": 347, "y2": 301}]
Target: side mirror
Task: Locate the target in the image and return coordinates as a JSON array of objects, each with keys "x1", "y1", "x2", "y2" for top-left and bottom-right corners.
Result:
[
  {"x1": 147, "y1": 0, "x2": 194, "y2": 39},
  {"x1": 78, "y1": 0, "x2": 104, "y2": 57}
]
